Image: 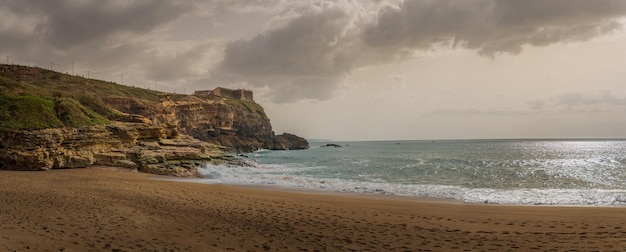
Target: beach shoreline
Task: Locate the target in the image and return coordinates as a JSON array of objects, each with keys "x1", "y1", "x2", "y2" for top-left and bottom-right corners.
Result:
[
  {"x1": 2, "y1": 167, "x2": 626, "y2": 251},
  {"x1": 151, "y1": 170, "x2": 626, "y2": 208},
  {"x1": 150, "y1": 173, "x2": 466, "y2": 205}
]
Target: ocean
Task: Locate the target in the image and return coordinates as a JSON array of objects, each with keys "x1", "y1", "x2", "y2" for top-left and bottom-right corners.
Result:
[{"x1": 198, "y1": 139, "x2": 626, "y2": 206}]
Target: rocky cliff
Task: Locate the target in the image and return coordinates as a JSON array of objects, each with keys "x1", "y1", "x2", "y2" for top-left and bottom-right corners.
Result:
[
  {"x1": 0, "y1": 123, "x2": 234, "y2": 177},
  {"x1": 102, "y1": 88, "x2": 308, "y2": 152},
  {"x1": 0, "y1": 64, "x2": 308, "y2": 175}
]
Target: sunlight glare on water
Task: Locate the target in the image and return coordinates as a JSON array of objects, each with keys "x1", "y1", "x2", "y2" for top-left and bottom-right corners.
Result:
[{"x1": 199, "y1": 139, "x2": 626, "y2": 205}]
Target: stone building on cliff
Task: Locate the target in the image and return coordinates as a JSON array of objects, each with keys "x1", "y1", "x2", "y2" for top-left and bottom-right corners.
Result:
[{"x1": 194, "y1": 87, "x2": 253, "y2": 101}]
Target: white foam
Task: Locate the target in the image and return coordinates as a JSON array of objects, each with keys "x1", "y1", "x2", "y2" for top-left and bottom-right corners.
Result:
[
  {"x1": 462, "y1": 188, "x2": 626, "y2": 205},
  {"x1": 197, "y1": 163, "x2": 626, "y2": 206}
]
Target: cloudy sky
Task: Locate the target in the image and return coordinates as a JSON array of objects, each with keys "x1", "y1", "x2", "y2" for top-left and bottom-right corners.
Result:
[{"x1": 2, "y1": 0, "x2": 626, "y2": 141}]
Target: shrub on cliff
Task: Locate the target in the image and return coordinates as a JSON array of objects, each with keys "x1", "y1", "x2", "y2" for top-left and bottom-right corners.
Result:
[
  {"x1": 77, "y1": 95, "x2": 121, "y2": 120},
  {"x1": 0, "y1": 76, "x2": 21, "y2": 91},
  {"x1": 54, "y1": 98, "x2": 109, "y2": 127}
]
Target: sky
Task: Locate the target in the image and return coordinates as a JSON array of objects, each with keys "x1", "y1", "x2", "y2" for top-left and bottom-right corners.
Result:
[{"x1": 2, "y1": 0, "x2": 626, "y2": 141}]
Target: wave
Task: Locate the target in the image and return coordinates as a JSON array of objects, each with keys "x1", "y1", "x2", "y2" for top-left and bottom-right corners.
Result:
[{"x1": 197, "y1": 163, "x2": 626, "y2": 206}]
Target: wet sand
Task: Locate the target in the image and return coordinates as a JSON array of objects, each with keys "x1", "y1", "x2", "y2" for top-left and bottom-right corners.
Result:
[{"x1": 2, "y1": 168, "x2": 626, "y2": 251}]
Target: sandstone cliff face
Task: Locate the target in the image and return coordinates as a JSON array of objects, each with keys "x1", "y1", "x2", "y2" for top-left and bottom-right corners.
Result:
[
  {"x1": 163, "y1": 97, "x2": 274, "y2": 151},
  {"x1": 0, "y1": 65, "x2": 309, "y2": 175},
  {"x1": 104, "y1": 95, "x2": 308, "y2": 152},
  {"x1": 0, "y1": 122, "x2": 233, "y2": 177}
]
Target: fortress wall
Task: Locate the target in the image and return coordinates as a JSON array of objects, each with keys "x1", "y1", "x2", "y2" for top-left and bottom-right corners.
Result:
[
  {"x1": 194, "y1": 87, "x2": 254, "y2": 101},
  {"x1": 240, "y1": 90, "x2": 253, "y2": 101}
]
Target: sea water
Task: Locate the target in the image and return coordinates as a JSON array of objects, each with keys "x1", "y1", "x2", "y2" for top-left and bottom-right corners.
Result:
[{"x1": 198, "y1": 139, "x2": 626, "y2": 206}]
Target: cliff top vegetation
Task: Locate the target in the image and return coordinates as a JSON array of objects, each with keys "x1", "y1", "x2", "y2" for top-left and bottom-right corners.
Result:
[{"x1": 0, "y1": 64, "x2": 187, "y2": 130}]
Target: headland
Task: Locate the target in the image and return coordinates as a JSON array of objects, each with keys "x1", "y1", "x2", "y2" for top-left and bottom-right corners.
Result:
[{"x1": 0, "y1": 64, "x2": 308, "y2": 176}]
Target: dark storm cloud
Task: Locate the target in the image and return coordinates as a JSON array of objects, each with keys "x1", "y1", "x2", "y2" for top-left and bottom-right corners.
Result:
[
  {"x1": 144, "y1": 42, "x2": 219, "y2": 82},
  {"x1": 0, "y1": 0, "x2": 203, "y2": 83},
  {"x1": 220, "y1": 8, "x2": 352, "y2": 77},
  {"x1": 363, "y1": 0, "x2": 626, "y2": 57},
  {"x1": 216, "y1": 0, "x2": 626, "y2": 102},
  {"x1": 0, "y1": 0, "x2": 286, "y2": 86},
  {"x1": 1, "y1": 0, "x2": 195, "y2": 49},
  {"x1": 2, "y1": 0, "x2": 626, "y2": 103},
  {"x1": 211, "y1": 7, "x2": 357, "y2": 102}
]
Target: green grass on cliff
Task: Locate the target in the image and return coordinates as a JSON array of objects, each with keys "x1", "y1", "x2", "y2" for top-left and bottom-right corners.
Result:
[
  {"x1": 76, "y1": 94, "x2": 122, "y2": 119},
  {"x1": 0, "y1": 94, "x2": 64, "y2": 130},
  {"x1": 0, "y1": 64, "x2": 268, "y2": 131},
  {"x1": 55, "y1": 98, "x2": 109, "y2": 127},
  {"x1": 0, "y1": 94, "x2": 111, "y2": 130},
  {"x1": 0, "y1": 64, "x2": 166, "y2": 130},
  {"x1": 0, "y1": 66, "x2": 162, "y2": 103}
]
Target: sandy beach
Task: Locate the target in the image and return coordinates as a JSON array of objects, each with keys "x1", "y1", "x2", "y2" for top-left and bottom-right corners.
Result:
[{"x1": 2, "y1": 168, "x2": 626, "y2": 251}]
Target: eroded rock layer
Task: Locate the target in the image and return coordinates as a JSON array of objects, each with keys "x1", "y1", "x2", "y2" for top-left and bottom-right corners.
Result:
[{"x1": 0, "y1": 122, "x2": 233, "y2": 177}]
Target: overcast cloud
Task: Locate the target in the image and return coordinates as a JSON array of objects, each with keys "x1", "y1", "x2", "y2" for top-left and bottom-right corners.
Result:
[
  {"x1": 3, "y1": 0, "x2": 625, "y2": 102},
  {"x1": 215, "y1": 0, "x2": 626, "y2": 102}
]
